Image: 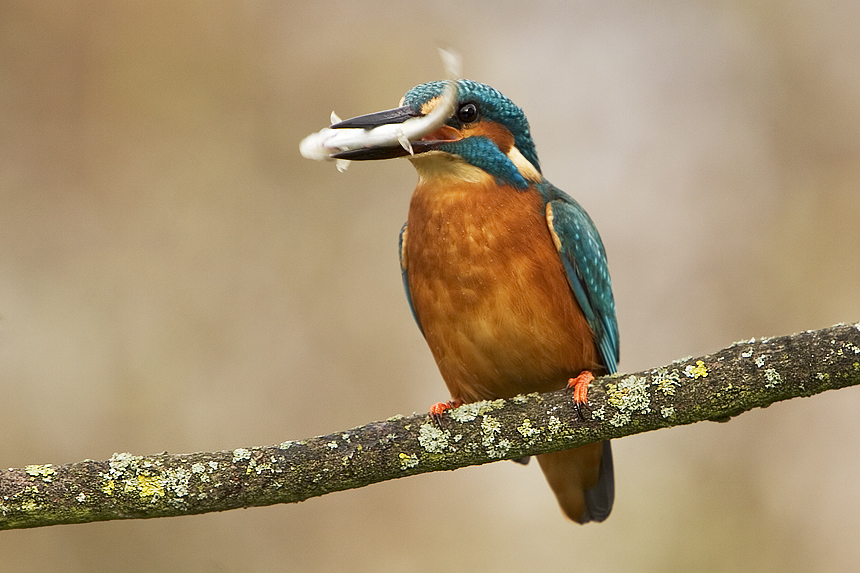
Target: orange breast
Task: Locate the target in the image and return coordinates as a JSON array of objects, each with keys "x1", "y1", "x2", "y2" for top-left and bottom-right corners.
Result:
[{"x1": 405, "y1": 178, "x2": 600, "y2": 403}]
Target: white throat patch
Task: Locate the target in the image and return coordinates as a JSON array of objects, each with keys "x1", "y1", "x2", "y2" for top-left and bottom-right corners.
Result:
[{"x1": 408, "y1": 151, "x2": 494, "y2": 185}]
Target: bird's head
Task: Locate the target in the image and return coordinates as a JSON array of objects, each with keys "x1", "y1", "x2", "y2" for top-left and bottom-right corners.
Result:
[{"x1": 331, "y1": 80, "x2": 543, "y2": 189}]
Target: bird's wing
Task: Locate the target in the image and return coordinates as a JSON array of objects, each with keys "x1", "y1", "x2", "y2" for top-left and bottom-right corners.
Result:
[
  {"x1": 545, "y1": 192, "x2": 619, "y2": 374},
  {"x1": 398, "y1": 223, "x2": 424, "y2": 336}
]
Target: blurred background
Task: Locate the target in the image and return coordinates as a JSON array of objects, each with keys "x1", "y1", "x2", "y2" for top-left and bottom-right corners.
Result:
[{"x1": 1, "y1": 0, "x2": 859, "y2": 571}]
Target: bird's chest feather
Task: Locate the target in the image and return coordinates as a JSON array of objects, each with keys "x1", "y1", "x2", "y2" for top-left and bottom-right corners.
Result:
[{"x1": 405, "y1": 179, "x2": 598, "y2": 402}]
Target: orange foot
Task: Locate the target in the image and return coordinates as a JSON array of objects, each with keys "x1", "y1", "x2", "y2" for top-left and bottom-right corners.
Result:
[
  {"x1": 567, "y1": 371, "x2": 595, "y2": 421},
  {"x1": 429, "y1": 398, "x2": 463, "y2": 426}
]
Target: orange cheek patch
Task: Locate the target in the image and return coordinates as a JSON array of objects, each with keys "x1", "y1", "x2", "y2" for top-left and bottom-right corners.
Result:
[{"x1": 462, "y1": 120, "x2": 515, "y2": 154}]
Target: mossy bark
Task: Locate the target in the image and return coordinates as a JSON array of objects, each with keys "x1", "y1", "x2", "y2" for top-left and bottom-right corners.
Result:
[{"x1": 2, "y1": 322, "x2": 858, "y2": 530}]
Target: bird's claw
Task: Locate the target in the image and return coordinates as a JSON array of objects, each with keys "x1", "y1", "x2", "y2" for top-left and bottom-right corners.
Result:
[
  {"x1": 567, "y1": 371, "x2": 595, "y2": 421},
  {"x1": 428, "y1": 399, "x2": 462, "y2": 427}
]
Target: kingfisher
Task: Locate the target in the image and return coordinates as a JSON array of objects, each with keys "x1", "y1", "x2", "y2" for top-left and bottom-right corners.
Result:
[{"x1": 326, "y1": 79, "x2": 619, "y2": 524}]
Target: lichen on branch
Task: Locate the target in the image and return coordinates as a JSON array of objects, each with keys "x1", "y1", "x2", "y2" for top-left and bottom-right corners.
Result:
[{"x1": 1, "y1": 322, "x2": 858, "y2": 531}]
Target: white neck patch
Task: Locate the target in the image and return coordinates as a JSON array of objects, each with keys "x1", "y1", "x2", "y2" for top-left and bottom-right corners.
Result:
[{"x1": 506, "y1": 146, "x2": 542, "y2": 183}]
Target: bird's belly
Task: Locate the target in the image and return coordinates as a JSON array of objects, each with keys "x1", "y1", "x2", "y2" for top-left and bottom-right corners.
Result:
[{"x1": 406, "y1": 183, "x2": 599, "y2": 403}]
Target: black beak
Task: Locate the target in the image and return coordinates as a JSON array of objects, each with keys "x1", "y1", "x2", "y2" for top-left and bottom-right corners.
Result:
[
  {"x1": 329, "y1": 105, "x2": 442, "y2": 161},
  {"x1": 329, "y1": 106, "x2": 419, "y2": 129}
]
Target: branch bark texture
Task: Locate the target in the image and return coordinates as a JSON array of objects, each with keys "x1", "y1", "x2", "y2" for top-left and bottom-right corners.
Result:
[{"x1": 2, "y1": 323, "x2": 859, "y2": 531}]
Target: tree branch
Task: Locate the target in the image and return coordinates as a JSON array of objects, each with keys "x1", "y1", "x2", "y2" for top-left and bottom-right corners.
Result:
[{"x1": 2, "y1": 323, "x2": 859, "y2": 530}]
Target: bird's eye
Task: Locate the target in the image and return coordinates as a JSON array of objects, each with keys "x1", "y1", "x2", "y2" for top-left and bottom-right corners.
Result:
[{"x1": 457, "y1": 102, "x2": 479, "y2": 124}]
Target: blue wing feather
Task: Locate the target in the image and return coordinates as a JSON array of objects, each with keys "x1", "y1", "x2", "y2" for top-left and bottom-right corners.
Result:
[
  {"x1": 544, "y1": 186, "x2": 619, "y2": 374},
  {"x1": 399, "y1": 223, "x2": 424, "y2": 336}
]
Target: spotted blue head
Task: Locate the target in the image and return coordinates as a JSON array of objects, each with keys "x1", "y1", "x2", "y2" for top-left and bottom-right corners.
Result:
[{"x1": 331, "y1": 79, "x2": 543, "y2": 189}]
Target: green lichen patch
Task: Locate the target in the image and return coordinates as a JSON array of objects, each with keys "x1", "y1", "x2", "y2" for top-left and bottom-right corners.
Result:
[
  {"x1": 24, "y1": 465, "x2": 56, "y2": 482},
  {"x1": 606, "y1": 375, "x2": 652, "y2": 427},
  {"x1": 418, "y1": 423, "x2": 450, "y2": 454},
  {"x1": 517, "y1": 418, "x2": 541, "y2": 441},
  {"x1": 547, "y1": 415, "x2": 563, "y2": 439},
  {"x1": 108, "y1": 452, "x2": 143, "y2": 475},
  {"x1": 512, "y1": 392, "x2": 539, "y2": 404},
  {"x1": 480, "y1": 415, "x2": 511, "y2": 458},
  {"x1": 165, "y1": 468, "x2": 191, "y2": 499},
  {"x1": 481, "y1": 416, "x2": 501, "y2": 446},
  {"x1": 607, "y1": 376, "x2": 651, "y2": 412},
  {"x1": 490, "y1": 439, "x2": 512, "y2": 458},
  {"x1": 651, "y1": 367, "x2": 682, "y2": 396},
  {"x1": 191, "y1": 462, "x2": 211, "y2": 483},
  {"x1": 247, "y1": 458, "x2": 272, "y2": 475},
  {"x1": 764, "y1": 368, "x2": 782, "y2": 388},
  {"x1": 449, "y1": 399, "x2": 506, "y2": 423}
]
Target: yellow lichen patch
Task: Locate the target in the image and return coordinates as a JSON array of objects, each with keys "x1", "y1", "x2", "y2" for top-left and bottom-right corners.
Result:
[
  {"x1": 651, "y1": 367, "x2": 682, "y2": 395},
  {"x1": 136, "y1": 475, "x2": 165, "y2": 498},
  {"x1": 684, "y1": 360, "x2": 708, "y2": 379},
  {"x1": 398, "y1": 453, "x2": 419, "y2": 470},
  {"x1": 20, "y1": 499, "x2": 39, "y2": 513},
  {"x1": 102, "y1": 479, "x2": 116, "y2": 495},
  {"x1": 517, "y1": 418, "x2": 541, "y2": 441}
]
